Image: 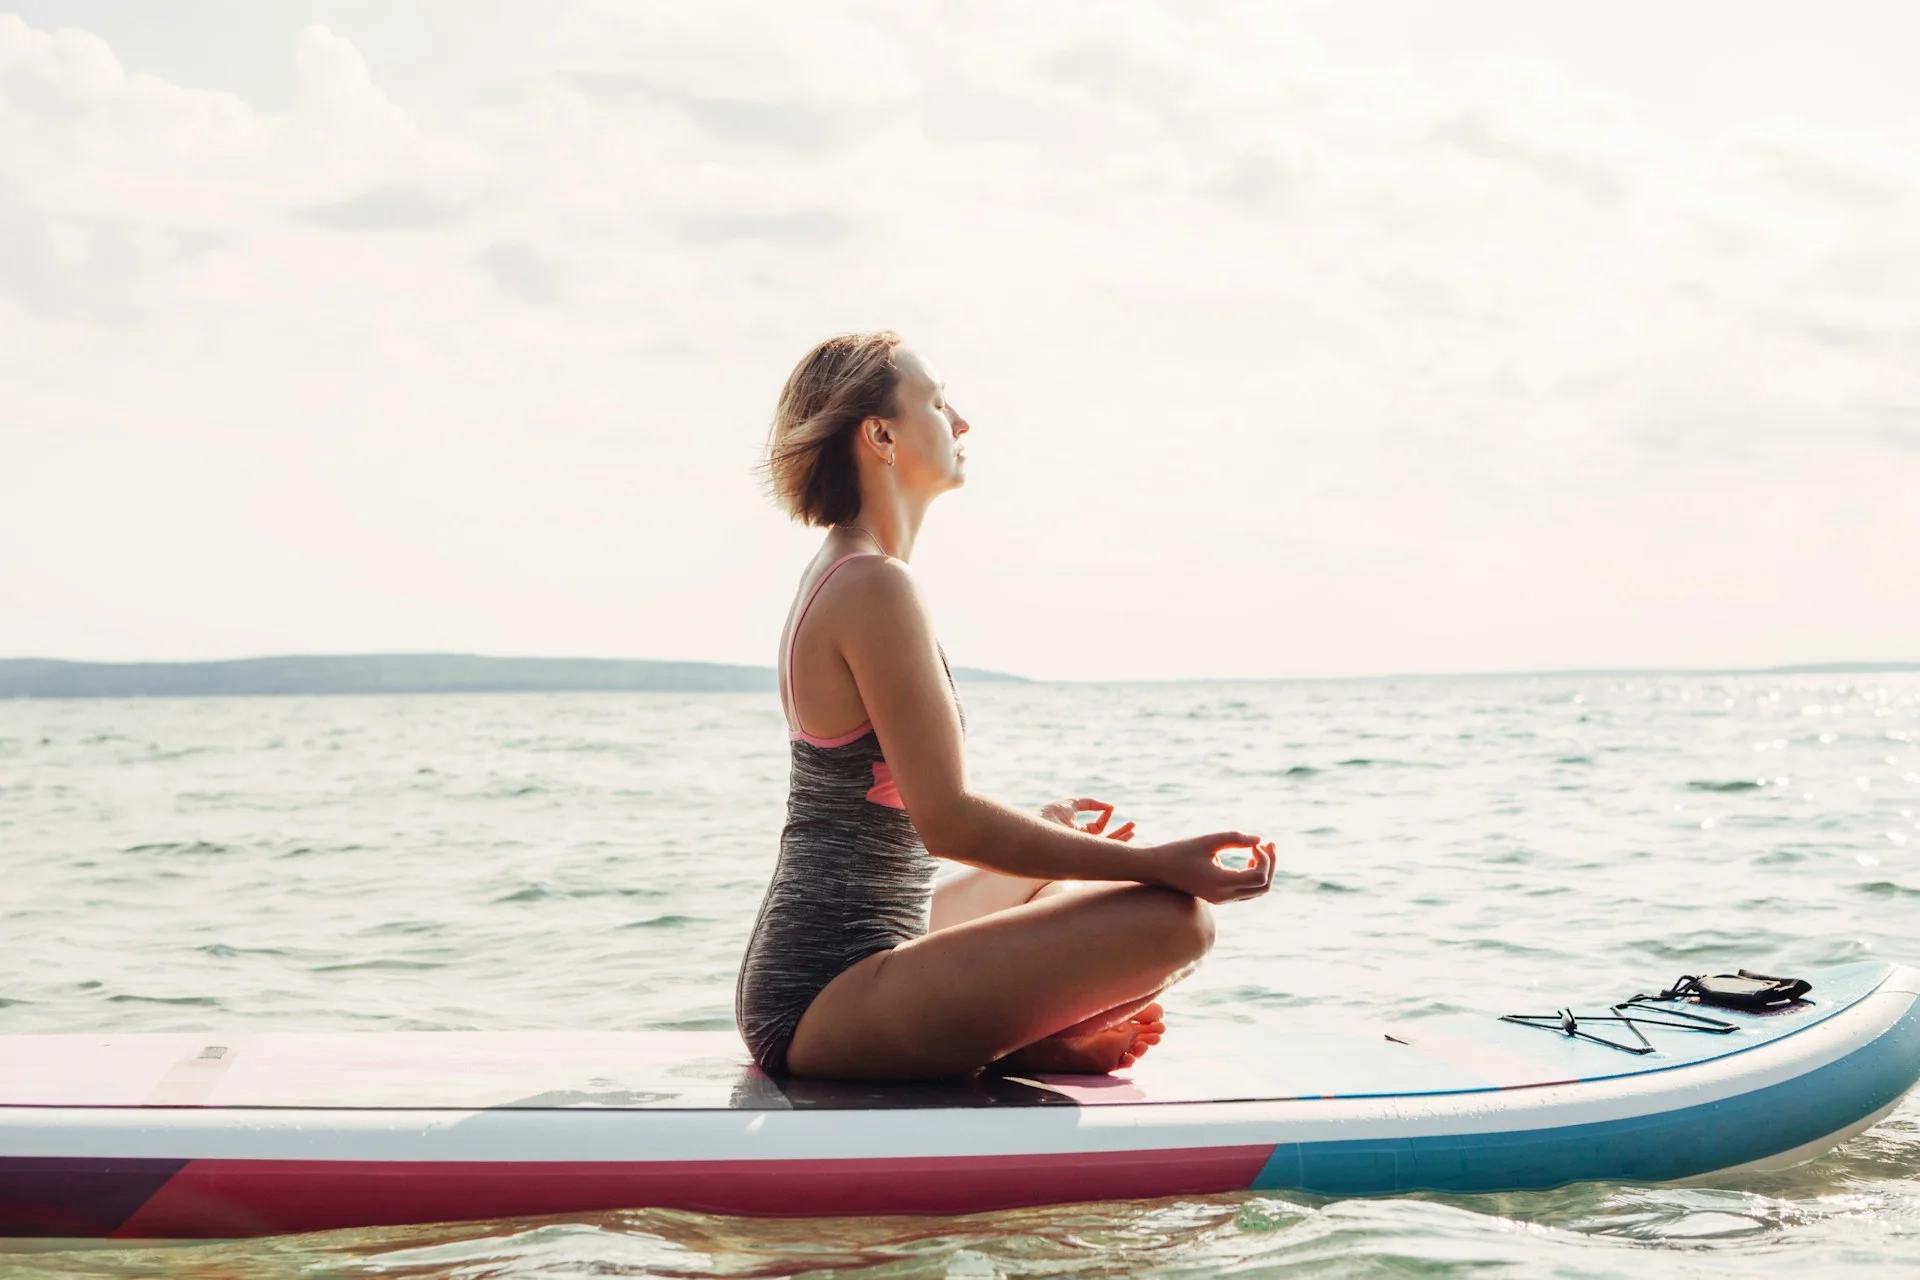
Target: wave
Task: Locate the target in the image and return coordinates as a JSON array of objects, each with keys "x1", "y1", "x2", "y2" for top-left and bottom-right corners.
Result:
[{"x1": 619, "y1": 914, "x2": 703, "y2": 930}]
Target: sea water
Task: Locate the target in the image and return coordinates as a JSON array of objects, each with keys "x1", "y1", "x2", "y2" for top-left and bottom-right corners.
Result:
[{"x1": 2, "y1": 674, "x2": 1916, "y2": 1276}]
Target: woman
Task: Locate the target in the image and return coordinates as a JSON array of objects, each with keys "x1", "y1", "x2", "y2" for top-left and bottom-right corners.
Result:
[{"x1": 735, "y1": 330, "x2": 1275, "y2": 1081}]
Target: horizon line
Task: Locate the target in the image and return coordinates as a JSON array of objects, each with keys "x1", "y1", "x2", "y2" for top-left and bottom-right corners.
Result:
[{"x1": 3, "y1": 651, "x2": 1916, "y2": 686}]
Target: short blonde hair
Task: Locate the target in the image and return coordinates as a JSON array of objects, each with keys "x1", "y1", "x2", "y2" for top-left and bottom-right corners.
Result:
[{"x1": 762, "y1": 330, "x2": 904, "y2": 527}]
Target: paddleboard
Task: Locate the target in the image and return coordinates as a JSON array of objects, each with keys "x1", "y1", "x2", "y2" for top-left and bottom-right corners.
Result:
[{"x1": 3, "y1": 960, "x2": 1916, "y2": 1241}]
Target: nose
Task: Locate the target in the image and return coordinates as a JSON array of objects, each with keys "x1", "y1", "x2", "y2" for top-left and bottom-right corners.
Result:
[{"x1": 952, "y1": 410, "x2": 970, "y2": 437}]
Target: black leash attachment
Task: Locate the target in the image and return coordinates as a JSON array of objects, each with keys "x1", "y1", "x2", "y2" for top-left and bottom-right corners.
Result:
[
  {"x1": 1499, "y1": 1003, "x2": 1737, "y2": 1055},
  {"x1": 1500, "y1": 968, "x2": 1811, "y2": 1056}
]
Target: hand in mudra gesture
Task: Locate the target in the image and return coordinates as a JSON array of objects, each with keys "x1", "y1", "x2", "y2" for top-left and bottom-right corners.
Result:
[
  {"x1": 1039, "y1": 796, "x2": 1135, "y2": 842},
  {"x1": 1146, "y1": 831, "x2": 1276, "y2": 904},
  {"x1": 1039, "y1": 797, "x2": 1275, "y2": 905}
]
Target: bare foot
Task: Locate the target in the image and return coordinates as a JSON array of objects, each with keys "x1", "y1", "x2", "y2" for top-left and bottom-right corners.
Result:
[{"x1": 997, "y1": 1003, "x2": 1167, "y2": 1075}]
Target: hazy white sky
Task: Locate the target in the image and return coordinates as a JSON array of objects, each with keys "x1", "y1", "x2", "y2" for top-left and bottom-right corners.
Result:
[{"x1": 2, "y1": 1, "x2": 1915, "y2": 679}]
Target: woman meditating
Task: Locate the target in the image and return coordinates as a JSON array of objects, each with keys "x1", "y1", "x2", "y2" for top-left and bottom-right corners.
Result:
[{"x1": 735, "y1": 331, "x2": 1276, "y2": 1081}]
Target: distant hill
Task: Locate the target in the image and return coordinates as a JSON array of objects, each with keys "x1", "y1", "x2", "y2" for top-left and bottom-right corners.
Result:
[
  {"x1": 2, "y1": 654, "x2": 1907, "y2": 699},
  {"x1": 1760, "y1": 661, "x2": 1920, "y2": 674},
  {"x1": 0, "y1": 655, "x2": 1031, "y2": 699}
]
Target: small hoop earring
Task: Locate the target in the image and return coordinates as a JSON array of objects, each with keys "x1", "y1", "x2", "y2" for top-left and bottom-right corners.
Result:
[{"x1": 886, "y1": 454, "x2": 895, "y2": 467}]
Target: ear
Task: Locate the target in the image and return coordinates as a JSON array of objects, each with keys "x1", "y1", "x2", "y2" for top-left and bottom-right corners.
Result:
[{"x1": 859, "y1": 415, "x2": 893, "y2": 454}]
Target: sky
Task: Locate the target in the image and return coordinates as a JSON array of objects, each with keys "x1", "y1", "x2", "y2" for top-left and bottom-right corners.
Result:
[{"x1": 1, "y1": 1, "x2": 1916, "y2": 680}]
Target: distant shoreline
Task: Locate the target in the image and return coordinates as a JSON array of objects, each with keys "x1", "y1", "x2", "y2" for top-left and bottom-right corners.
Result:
[
  {"x1": 1071, "y1": 661, "x2": 1920, "y2": 686},
  {"x1": 0, "y1": 654, "x2": 1029, "y2": 699},
  {"x1": 0, "y1": 654, "x2": 1913, "y2": 699}
]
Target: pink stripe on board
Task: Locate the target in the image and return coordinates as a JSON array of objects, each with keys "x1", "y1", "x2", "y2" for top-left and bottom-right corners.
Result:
[{"x1": 110, "y1": 1146, "x2": 1276, "y2": 1237}]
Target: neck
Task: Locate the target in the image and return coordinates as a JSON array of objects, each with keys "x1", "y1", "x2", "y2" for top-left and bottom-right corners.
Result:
[{"x1": 845, "y1": 490, "x2": 927, "y2": 562}]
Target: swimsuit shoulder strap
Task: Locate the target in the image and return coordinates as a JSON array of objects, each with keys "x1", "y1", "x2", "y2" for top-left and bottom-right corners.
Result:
[{"x1": 785, "y1": 552, "x2": 881, "y2": 739}]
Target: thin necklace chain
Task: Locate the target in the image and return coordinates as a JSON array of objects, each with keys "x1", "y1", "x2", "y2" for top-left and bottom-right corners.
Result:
[{"x1": 837, "y1": 523, "x2": 890, "y2": 557}]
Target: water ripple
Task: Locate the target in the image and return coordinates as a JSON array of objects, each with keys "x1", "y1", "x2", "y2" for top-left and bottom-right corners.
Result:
[{"x1": 3, "y1": 675, "x2": 1916, "y2": 1276}]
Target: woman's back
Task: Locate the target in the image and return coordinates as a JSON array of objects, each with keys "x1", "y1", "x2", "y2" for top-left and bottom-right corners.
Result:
[{"x1": 734, "y1": 550, "x2": 961, "y2": 1075}]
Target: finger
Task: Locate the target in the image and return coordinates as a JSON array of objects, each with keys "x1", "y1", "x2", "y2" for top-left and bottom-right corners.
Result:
[
  {"x1": 1235, "y1": 840, "x2": 1277, "y2": 876},
  {"x1": 1214, "y1": 841, "x2": 1267, "y2": 874},
  {"x1": 1251, "y1": 846, "x2": 1274, "y2": 879},
  {"x1": 1107, "y1": 820, "x2": 1136, "y2": 842},
  {"x1": 1205, "y1": 830, "x2": 1263, "y2": 852},
  {"x1": 1075, "y1": 800, "x2": 1114, "y2": 834},
  {"x1": 1225, "y1": 863, "x2": 1270, "y2": 896},
  {"x1": 1075, "y1": 805, "x2": 1121, "y2": 836},
  {"x1": 1236, "y1": 844, "x2": 1270, "y2": 876}
]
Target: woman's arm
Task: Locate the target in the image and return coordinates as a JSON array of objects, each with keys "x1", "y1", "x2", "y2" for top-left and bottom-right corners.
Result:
[{"x1": 833, "y1": 558, "x2": 1273, "y2": 903}]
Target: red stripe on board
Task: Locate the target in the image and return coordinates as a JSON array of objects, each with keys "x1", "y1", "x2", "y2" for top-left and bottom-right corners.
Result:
[{"x1": 111, "y1": 1146, "x2": 1275, "y2": 1238}]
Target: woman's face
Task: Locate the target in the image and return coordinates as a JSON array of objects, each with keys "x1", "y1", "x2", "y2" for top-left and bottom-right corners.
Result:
[{"x1": 885, "y1": 347, "x2": 969, "y2": 493}]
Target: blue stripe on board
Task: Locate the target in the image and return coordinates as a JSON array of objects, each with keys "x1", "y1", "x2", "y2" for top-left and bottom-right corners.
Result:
[{"x1": 1252, "y1": 993, "x2": 1920, "y2": 1195}]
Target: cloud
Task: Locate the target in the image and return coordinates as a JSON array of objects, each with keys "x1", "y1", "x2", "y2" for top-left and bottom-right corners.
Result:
[
  {"x1": 1425, "y1": 62, "x2": 1657, "y2": 207},
  {"x1": 296, "y1": 183, "x2": 468, "y2": 229},
  {"x1": 1204, "y1": 139, "x2": 1324, "y2": 212},
  {"x1": 295, "y1": 24, "x2": 404, "y2": 132},
  {"x1": 477, "y1": 239, "x2": 569, "y2": 306},
  {"x1": 558, "y1": 71, "x2": 881, "y2": 155},
  {"x1": 1, "y1": 3, "x2": 1917, "y2": 676},
  {"x1": 673, "y1": 207, "x2": 860, "y2": 247},
  {"x1": 1858, "y1": 398, "x2": 1920, "y2": 452},
  {"x1": 1432, "y1": 106, "x2": 1625, "y2": 204},
  {"x1": 1732, "y1": 124, "x2": 1916, "y2": 207},
  {"x1": 547, "y1": 0, "x2": 918, "y2": 154},
  {"x1": 0, "y1": 14, "x2": 261, "y2": 167}
]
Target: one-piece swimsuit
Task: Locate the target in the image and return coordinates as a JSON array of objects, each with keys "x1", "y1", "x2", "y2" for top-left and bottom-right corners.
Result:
[{"x1": 733, "y1": 553, "x2": 964, "y2": 1075}]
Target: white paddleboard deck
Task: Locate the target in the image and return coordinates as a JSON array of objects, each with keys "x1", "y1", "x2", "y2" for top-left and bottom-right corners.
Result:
[{"x1": 3, "y1": 961, "x2": 1916, "y2": 1239}]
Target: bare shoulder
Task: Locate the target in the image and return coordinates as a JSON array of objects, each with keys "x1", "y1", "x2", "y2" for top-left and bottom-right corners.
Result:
[
  {"x1": 828, "y1": 555, "x2": 925, "y2": 616},
  {"x1": 818, "y1": 556, "x2": 935, "y2": 652}
]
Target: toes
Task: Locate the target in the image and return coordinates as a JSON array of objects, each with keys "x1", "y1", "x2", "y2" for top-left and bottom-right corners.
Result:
[{"x1": 1127, "y1": 1003, "x2": 1166, "y2": 1035}]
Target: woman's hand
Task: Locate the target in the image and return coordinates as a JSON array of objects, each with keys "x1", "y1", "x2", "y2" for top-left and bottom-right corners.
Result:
[
  {"x1": 1142, "y1": 832, "x2": 1275, "y2": 904},
  {"x1": 1039, "y1": 797, "x2": 1135, "y2": 842}
]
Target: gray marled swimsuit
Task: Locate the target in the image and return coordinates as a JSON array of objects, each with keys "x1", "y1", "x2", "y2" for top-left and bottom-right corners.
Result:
[{"x1": 734, "y1": 553, "x2": 963, "y2": 1075}]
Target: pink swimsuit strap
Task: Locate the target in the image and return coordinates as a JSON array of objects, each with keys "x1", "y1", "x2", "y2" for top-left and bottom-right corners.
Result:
[{"x1": 785, "y1": 552, "x2": 881, "y2": 746}]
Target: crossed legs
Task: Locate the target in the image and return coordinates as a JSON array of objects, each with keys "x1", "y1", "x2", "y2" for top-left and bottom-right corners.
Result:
[{"x1": 783, "y1": 866, "x2": 1213, "y2": 1080}]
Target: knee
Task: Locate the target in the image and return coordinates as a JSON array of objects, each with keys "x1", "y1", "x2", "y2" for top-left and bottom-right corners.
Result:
[
  {"x1": 1137, "y1": 886, "x2": 1214, "y2": 963},
  {"x1": 1178, "y1": 893, "x2": 1216, "y2": 959}
]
